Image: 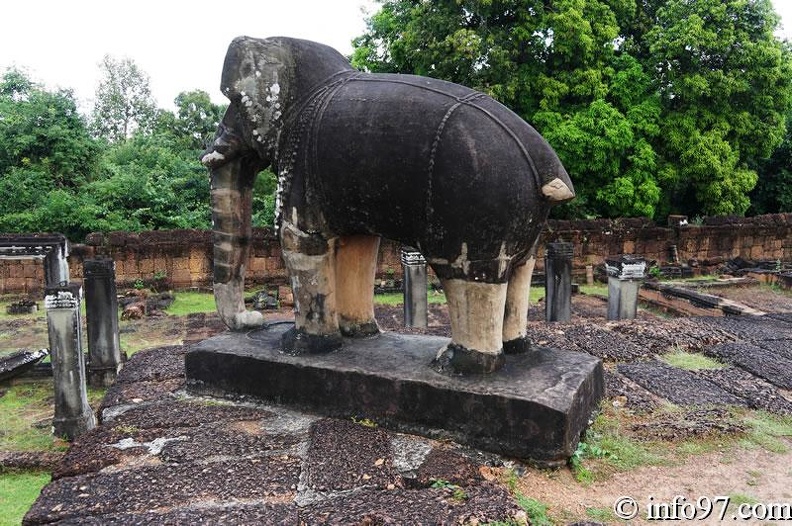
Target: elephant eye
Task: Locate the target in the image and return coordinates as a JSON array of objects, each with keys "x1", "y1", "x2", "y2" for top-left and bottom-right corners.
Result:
[{"x1": 241, "y1": 60, "x2": 253, "y2": 78}]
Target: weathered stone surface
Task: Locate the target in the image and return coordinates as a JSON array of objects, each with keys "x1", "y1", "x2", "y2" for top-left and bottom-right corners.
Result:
[
  {"x1": 24, "y1": 457, "x2": 302, "y2": 524},
  {"x1": 617, "y1": 361, "x2": 747, "y2": 406},
  {"x1": 630, "y1": 408, "x2": 745, "y2": 441},
  {"x1": 604, "y1": 370, "x2": 660, "y2": 411},
  {"x1": 705, "y1": 341, "x2": 792, "y2": 390},
  {"x1": 699, "y1": 315, "x2": 792, "y2": 341},
  {"x1": 105, "y1": 399, "x2": 273, "y2": 429},
  {"x1": 561, "y1": 324, "x2": 650, "y2": 361},
  {"x1": 303, "y1": 419, "x2": 402, "y2": 493},
  {"x1": 695, "y1": 367, "x2": 792, "y2": 415},
  {"x1": 299, "y1": 484, "x2": 523, "y2": 525},
  {"x1": 49, "y1": 504, "x2": 299, "y2": 526},
  {"x1": 186, "y1": 326, "x2": 604, "y2": 464}
]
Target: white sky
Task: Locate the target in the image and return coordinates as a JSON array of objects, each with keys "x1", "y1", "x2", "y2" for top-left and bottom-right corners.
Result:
[
  {"x1": 0, "y1": 0, "x2": 377, "y2": 112},
  {"x1": 1, "y1": 0, "x2": 790, "y2": 114}
]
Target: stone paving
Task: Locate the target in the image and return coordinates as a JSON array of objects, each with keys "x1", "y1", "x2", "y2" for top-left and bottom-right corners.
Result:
[{"x1": 21, "y1": 292, "x2": 792, "y2": 524}]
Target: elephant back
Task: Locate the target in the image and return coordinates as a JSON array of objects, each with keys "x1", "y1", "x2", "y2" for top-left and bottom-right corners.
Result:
[{"x1": 298, "y1": 74, "x2": 565, "y2": 282}]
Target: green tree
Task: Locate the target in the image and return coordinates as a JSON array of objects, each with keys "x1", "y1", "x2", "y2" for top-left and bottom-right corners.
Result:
[
  {"x1": 751, "y1": 110, "x2": 792, "y2": 213},
  {"x1": 0, "y1": 68, "x2": 100, "y2": 238},
  {"x1": 89, "y1": 132, "x2": 212, "y2": 232},
  {"x1": 0, "y1": 68, "x2": 99, "y2": 187},
  {"x1": 645, "y1": 0, "x2": 792, "y2": 216},
  {"x1": 90, "y1": 55, "x2": 157, "y2": 142},
  {"x1": 153, "y1": 90, "x2": 225, "y2": 152}
]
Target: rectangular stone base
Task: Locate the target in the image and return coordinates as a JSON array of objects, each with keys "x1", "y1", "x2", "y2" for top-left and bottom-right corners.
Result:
[{"x1": 185, "y1": 327, "x2": 604, "y2": 465}]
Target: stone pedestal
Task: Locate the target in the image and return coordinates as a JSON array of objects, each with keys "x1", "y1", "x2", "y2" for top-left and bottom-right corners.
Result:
[
  {"x1": 545, "y1": 242, "x2": 573, "y2": 322},
  {"x1": 606, "y1": 255, "x2": 646, "y2": 321},
  {"x1": 84, "y1": 258, "x2": 122, "y2": 387},
  {"x1": 401, "y1": 247, "x2": 428, "y2": 328},
  {"x1": 186, "y1": 327, "x2": 604, "y2": 465},
  {"x1": 45, "y1": 283, "x2": 95, "y2": 440}
]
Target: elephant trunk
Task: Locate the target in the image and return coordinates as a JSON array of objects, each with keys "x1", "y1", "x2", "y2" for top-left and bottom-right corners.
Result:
[{"x1": 209, "y1": 156, "x2": 265, "y2": 330}]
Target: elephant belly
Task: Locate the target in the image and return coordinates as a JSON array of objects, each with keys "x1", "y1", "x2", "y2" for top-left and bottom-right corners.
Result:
[{"x1": 306, "y1": 74, "x2": 562, "y2": 282}]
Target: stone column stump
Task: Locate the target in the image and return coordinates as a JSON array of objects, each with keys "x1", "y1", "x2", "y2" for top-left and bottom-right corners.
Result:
[
  {"x1": 45, "y1": 283, "x2": 95, "y2": 440},
  {"x1": 84, "y1": 258, "x2": 122, "y2": 387},
  {"x1": 606, "y1": 255, "x2": 646, "y2": 320},
  {"x1": 401, "y1": 247, "x2": 428, "y2": 328},
  {"x1": 545, "y1": 242, "x2": 573, "y2": 322}
]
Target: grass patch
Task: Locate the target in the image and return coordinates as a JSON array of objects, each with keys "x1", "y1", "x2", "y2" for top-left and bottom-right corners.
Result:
[
  {"x1": 579, "y1": 283, "x2": 608, "y2": 298},
  {"x1": 661, "y1": 349, "x2": 725, "y2": 370},
  {"x1": 739, "y1": 411, "x2": 792, "y2": 453},
  {"x1": 515, "y1": 495, "x2": 553, "y2": 526},
  {"x1": 374, "y1": 290, "x2": 447, "y2": 306},
  {"x1": 0, "y1": 296, "x2": 46, "y2": 323},
  {"x1": 728, "y1": 492, "x2": 759, "y2": 506},
  {"x1": 0, "y1": 470, "x2": 51, "y2": 526},
  {"x1": 585, "y1": 506, "x2": 617, "y2": 522},
  {"x1": 118, "y1": 326, "x2": 183, "y2": 357},
  {"x1": 572, "y1": 406, "x2": 792, "y2": 485},
  {"x1": 569, "y1": 407, "x2": 671, "y2": 483},
  {"x1": 0, "y1": 381, "x2": 102, "y2": 453},
  {"x1": 0, "y1": 383, "x2": 62, "y2": 453},
  {"x1": 166, "y1": 291, "x2": 217, "y2": 316}
]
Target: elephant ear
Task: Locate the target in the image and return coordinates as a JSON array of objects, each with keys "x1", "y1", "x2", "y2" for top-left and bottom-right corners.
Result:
[{"x1": 220, "y1": 36, "x2": 291, "y2": 156}]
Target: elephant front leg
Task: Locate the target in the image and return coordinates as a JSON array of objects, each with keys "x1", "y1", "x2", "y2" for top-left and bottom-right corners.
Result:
[
  {"x1": 335, "y1": 235, "x2": 381, "y2": 338},
  {"x1": 432, "y1": 278, "x2": 508, "y2": 374},
  {"x1": 280, "y1": 222, "x2": 343, "y2": 354},
  {"x1": 502, "y1": 256, "x2": 536, "y2": 354},
  {"x1": 209, "y1": 156, "x2": 266, "y2": 331}
]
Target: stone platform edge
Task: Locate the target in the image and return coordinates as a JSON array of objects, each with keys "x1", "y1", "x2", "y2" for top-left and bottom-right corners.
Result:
[{"x1": 185, "y1": 326, "x2": 604, "y2": 465}]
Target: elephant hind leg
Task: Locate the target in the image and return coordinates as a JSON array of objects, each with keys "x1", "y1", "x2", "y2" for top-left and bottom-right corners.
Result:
[
  {"x1": 433, "y1": 278, "x2": 507, "y2": 374},
  {"x1": 279, "y1": 222, "x2": 342, "y2": 354},
  {"x1": 335, "y1": 235, "x2": 381, "y2": 338},
  {"x1": 502, "y1": 256, "x2": 536, "y2": 354}
]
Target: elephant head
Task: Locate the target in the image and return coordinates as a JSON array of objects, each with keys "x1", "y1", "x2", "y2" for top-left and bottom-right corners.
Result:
[{"x1": 202, "y1": 37, "x2": 353, "y2": 330}]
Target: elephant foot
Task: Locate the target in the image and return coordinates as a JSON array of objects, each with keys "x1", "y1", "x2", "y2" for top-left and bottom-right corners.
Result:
[
  {"x1": 339, "y1": 318, "x2": 380, "y2": 338},
  {"x1": 503, "y1": 336, "x2": 531, "y2": 354},
  {"x1": 281, "y1": 327, "x2": 343, "y2": 355},
  {"x1": 431, "y1": 343, "x2": 505, "y2": 375}
]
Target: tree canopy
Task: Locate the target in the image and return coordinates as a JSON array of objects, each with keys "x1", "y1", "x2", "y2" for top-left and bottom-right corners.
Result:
[
  {"x1": 90, "y1": 55, "x2": 158, "y2": 142},
  {"x1": 353, "y1": 0, "x2": 792, "y2": 219},
  {"x1": 0, "y1": 68, "x2": 274, "y2": 241}
]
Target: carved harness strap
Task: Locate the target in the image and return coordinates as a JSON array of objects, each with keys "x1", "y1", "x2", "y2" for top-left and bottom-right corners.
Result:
[{"x1": 274, "y1": 71, "x2": 361, "y2": 232}]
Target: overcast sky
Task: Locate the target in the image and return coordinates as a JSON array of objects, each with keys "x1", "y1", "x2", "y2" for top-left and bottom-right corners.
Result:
[
  {"x1": 1, "y1": 0, "x2": 790, "y2": 114},
  {"x1": 0, "y1": 0, "x2": 377, "y2": 112}
]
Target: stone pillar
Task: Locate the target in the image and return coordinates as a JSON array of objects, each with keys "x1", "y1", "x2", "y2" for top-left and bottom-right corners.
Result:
[
  {"x1": 45, "y1": 283, "x2": 95, "y2": 440},
  {"x1": 545, "y1": 242, "x2": 573, "y2": 322},
  {"x1": 606, "y1": 255, "x2": 646, "y2": 320},
  {"x1": 401, "y1": 247, "x2": 428, "y2": 328},
  {"x1": 84, "y1": 258, "x2": 122, "y2": 387},
  {"x1": 43, "y1": 238, "x2": 69, "y2": 288},
  {"x1": 585, "y1": 265, "x2": 594, "y2": 286}
]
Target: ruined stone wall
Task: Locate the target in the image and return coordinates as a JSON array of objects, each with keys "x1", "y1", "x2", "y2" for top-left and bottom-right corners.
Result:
[
  {"x1": 3, "y1": 213, "x2": 792, "y2": 295},
  {"x1": 537, "y1": 214, "x2": 792, "y2": 275},
  {"x1": 0, "y1": 259, "x2": 45, "y2": 295}
]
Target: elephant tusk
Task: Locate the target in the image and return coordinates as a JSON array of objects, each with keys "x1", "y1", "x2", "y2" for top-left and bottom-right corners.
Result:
[{"x1": 201, "y1": 150, "x2": 227, "y2": 167}]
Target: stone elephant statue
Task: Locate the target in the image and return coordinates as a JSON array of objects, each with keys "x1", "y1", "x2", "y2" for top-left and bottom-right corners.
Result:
[{"x1": 202, "y1": 36, "x2": 574, "y2": 374}]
